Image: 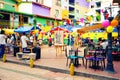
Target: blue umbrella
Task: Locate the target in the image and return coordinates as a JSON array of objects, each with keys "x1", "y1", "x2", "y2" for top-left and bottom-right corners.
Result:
[
  {"x1": 31, "y1": 26, "x2": 41, "y2": 31},
  {"x1": 14, "y1": 26, "x2": 41, "y2": 33},
  {"x1": 14, "y1": 26, "x2": 31, "y2": 33}
]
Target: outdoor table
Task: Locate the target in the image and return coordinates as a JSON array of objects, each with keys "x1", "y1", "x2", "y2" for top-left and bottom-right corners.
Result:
[
  {"x1": 55, "y1": 44, "x2": 63, "y2": 56},
  {"x1": 69, "y1": 49, "x2": 80, "y2": 67},
  {"x1": 62, "y1": 44, "x2": 67, "y2": 51}
]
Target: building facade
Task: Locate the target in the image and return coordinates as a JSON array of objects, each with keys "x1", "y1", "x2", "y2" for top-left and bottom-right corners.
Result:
[
  {"x1": 0, "y1": 0, "x2": 34, "y2": 28},
  {"x1": 75, "y1": 0, "x2": 89, "y2": 20}
]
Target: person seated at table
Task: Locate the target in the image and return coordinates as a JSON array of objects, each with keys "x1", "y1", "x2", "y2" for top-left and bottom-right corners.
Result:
[
  {"x1": 100, "y1": 39, "x2": 108, "y2": 58},
  {"x1": 84, "y1": 37, "x2": 90, "y2": 44},
  {"x1": 112, "y1": 39, "x2": 118, "y2": 47},
  {"x1": 88, "y1": 39, "x2": 95, "y2": 50},
  {"x1": 21, "y1": 33, "x2": 30, "y2": 53}
]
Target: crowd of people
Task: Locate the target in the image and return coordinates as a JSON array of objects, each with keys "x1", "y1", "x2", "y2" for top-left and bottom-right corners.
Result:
[{"x1": 0, "y1": 28, "x2": 119, "y2": 58}]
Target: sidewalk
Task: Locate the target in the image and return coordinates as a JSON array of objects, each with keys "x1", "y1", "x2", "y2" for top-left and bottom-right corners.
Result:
[
  {"x1": 0, "y1": 62, "x2": 97, "y2": 80},
  {"x1": 4, "y1": 45, "x2": 120, "y2": 80}
]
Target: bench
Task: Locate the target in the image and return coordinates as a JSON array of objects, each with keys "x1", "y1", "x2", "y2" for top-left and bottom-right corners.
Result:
[{"x1": 16, "y1": 52, "x2": 36, "y2": 60}]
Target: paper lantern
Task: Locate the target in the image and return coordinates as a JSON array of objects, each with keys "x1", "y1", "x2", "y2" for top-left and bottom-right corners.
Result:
[
  {"x1": 34, "y1": 30, "x2": 39, "y2": 34},
  {"x1": 43, "y1": 24, "x2": 46, "y2": 27},
  {"x1": 106, "y1": 26, "x2": 114, "y2": 33},
  {"x1": 102, "y1": 20, "x2": 110, "y2": 28},
  {"x1": 80, "y1": 18, "x2": 84, "y2": 23},
  {"x1": 66, "y1": 19, "x2": 71, "y2": 25},
  {"x1": 59, "y1": 21, "x2": 63, "y2": 26},
  {"x1": 101, "y1": 9, "x2": 104, "y2": 13},
  {"x1": 87, "y1": 16, "x2": 92, "y2": 22},
  {"x1": 110, "y1": 20, "x2": 118, "y2": 27},
  {"x1": 73, "y1": 19, "x2": 76, "y2": 23}
]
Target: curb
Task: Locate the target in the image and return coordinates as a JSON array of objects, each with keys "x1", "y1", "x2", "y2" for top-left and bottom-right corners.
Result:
[{"x1": 1, "y1": 59, "x2": 120, "y2": 80}]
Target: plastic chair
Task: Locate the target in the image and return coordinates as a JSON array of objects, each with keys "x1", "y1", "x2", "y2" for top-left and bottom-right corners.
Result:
[
  {"x1": 84, "y1": 47, "x2": 105, "y2": 70},
  {"x1": 75, "y1": 48, "x2": 84, "y2": 66},
  {"x1": 84, "y1": 47, "x2": 94, "y2": 69},
  {"x1": 65, "y1": 48, "x2": 77, "y2": 67}
]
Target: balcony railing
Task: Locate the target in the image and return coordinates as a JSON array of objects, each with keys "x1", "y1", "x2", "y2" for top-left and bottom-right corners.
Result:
[{"x1": 0, "y1": 20, "x2": 30, "y2": 29}]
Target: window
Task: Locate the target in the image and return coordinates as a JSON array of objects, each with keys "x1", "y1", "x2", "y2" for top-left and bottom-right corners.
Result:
[
  {"x1": 56, "y1": 0, "x2": 61, "y2": 6},
  {"x1": 76, "y1": 10, "x2": 79, "y2": 13},
  {"x1": 76, "y1": 2, "x2": 79, "y2": 5},
  {"x1": 0, "y1": 2, "x2": 4, "y2": 8},
  {"x1": 91, "y1": 5, "x2": 94, "y2": 8},
  {"x1": 46, "y1": 20, "x2": 50, "y2": 26},
  {"x1": 55, "y1": 9, "x2": 59, "y2": 18},
  {"x1": 23, "y1": 16, "x2": 28, "y2": 23},
  {"x1": 96, "y1": 2, "x2": 101, "y2": 8}
]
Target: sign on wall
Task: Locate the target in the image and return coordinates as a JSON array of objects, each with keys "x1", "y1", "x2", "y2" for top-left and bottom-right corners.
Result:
[{"x1": 54, "y1": 31, "x2": 64, "y2": 45}]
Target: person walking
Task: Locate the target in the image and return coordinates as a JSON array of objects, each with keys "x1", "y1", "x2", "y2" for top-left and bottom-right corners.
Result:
[{"x1": 0, "y1": 30, "x2": 7, "y2": 58}]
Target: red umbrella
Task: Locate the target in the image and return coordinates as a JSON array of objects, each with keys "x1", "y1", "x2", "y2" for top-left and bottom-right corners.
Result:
[
  {"x1": 63, "y1": 29, "x2": 69, "y2": 33},
  {"x1": 53, "y1": 27, "x2": 64, "y2": 31},
  {"x1": 40, "y1": 31, "x2": 46, "y2": 34},
  {"x1": 50, "y1": 27, "x2": 64, "y2": 33}
]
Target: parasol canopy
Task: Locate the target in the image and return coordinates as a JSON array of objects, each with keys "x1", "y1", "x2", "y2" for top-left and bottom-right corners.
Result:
[
  {"x1": 14, "y1": 26, "x2": 41, "y2": 33},
  {"x1": 50, "y1": 27, "x2": 64, "y2": 33}
]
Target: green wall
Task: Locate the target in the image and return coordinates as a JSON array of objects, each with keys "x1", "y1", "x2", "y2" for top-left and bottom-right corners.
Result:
[
  {"x1": 36, "y1": 17, "x2": 55, "y2": 26},
  {"x1": 3, "y1": 0, "x2": 17, "y2": 11}
]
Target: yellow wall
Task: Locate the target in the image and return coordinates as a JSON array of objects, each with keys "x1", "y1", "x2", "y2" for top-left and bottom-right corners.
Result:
[{"x1": 62, "y1": 9, "x2": 69, "y2": 19}]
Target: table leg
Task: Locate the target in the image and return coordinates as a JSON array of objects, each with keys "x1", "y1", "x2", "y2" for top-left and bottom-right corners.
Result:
[{"x1": 60, "y1": 46, "x2": 62, "y2": 55}]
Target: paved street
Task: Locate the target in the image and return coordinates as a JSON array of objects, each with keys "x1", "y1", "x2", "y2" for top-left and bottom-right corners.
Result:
[
  {"x1": 4, "y1": 45, "x2": 120, "y2": 80},
  {"x1": 0, "y1": 62, "x2": 97, "y2": 80}
]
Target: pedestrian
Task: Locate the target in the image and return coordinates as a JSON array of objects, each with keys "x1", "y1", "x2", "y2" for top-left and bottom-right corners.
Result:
[
  {"x1": 21, "y1": 33, "x2": 30, "y2": 53},
  {"x1": 0, "y1": 30, "x2": 7, "y2": 58},
  {"x1": 48, "y1": 35, "x2": 52, "y2": 47}
]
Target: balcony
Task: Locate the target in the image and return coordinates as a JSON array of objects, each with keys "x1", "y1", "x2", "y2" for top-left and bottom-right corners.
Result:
[{"x1": 69, "y1": 3, "x2": 75, "y2": 8}]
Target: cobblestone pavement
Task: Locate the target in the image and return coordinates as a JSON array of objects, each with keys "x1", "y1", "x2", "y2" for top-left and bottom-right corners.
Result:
[{"x1": 0, "y1": 62, "x2": 97, "y2": 80}]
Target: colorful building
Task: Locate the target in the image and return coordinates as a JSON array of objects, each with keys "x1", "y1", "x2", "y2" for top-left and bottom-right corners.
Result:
[
  {"x1": 75, "y1": 0, "x2": 89, "y2": 20},
  {"x1": 0, "y1": 0, "x2": 34, "y2": 28},
  {"x1": 87, "y1": 0, "x2": 119, "y2": 23},
  {"x1": 18, "y1": 0, "x2": 62, "y2": 27},
  {"x1": 61, "y1": 0, "x2": 69, "y2": 19}
]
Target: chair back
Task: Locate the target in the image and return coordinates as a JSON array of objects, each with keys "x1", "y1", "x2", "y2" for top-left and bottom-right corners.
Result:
[
  {"x1": 84, "y1": 47, "x2": 89, "y2": 58},
  {"x1": 69, "y1": 49, "x2": 75, "y2": 56},
  {"x1": 88, "y1": 44, "x2": 95, "y2": 50}
]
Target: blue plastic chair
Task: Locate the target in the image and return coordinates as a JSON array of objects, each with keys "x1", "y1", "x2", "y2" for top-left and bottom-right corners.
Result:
[{"x1": 65, "y1": 48, "x2": 77, "y2": 67}]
